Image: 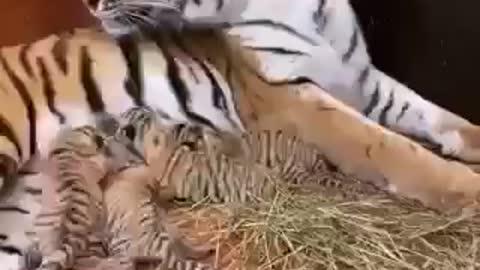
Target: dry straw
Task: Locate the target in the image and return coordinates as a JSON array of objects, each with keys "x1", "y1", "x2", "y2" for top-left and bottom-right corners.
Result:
[{"x1": 169, "y1": 181, "x2": 480, "y2": 270}]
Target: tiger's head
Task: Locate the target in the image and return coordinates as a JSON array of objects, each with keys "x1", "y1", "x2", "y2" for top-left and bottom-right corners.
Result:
[
  {"x1": 81, "y1": 0, "x2": 188, "y2": 35},
  {"x1": 81, "y1": 0, "x2": 247, "y2": 36}
]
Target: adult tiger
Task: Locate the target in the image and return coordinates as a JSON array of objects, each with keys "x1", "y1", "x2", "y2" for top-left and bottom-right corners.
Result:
[
  {"x1": 77, "y1": 0, "x2": 480, "y2": 205},
  {"x1": 83, "y1": 0, "x2": 480, "y2": 166},
  {"x1": 2, "y1": 1, "x2": 480, "y2": 269}
]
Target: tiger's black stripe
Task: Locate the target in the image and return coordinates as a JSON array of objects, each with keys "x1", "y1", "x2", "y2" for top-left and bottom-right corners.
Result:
[
  {"x1": 0, "y1": 53, "x2": 37, "y2": 157},
  {"x1": 396, "y1": 102, "x2": 410, "y2": 123},
  {"x1": 0, "y1": 245, "x2": 22, "y2": 255},
  {"x1": 169, "y1": 33, "x2": 229, "y2": 114},
  {"x1": 116, "y1": 35, "x2": 144, "y2": 106},
  {"x1": 52, "y1": 37, "x2": 68, "y2": 74},
  {"x1": 197, "y1": 60, "x2": 229, "y2": 113},
  {"x1": 154, "y1": 36, "x2": 217, "y2": 130},
  {"x1": 342, "y1": 27, "x2": 358, "y2": 62},
  {"x1": 358, "y1": 66, "x2": 370, "y2": 91},
  {"x1": 363, "y1": 82, "x2": 380, "y2": 117},
  {"x1": 238, "y1": 51, "x2": 320, "y2": 88},
  {"x1": 379, "y1": 90, "x2": 395, "y2": 126},
  {"x1": 19, "y1": 44, "x2": 34, "y2": 78},
  {"x1": 37, "y1": 57, "x2": 66, "y2": 124},
  {"x1": 228, "y1": 20, "x2": 318, "y2": 46},
  {"x1": 80, "y1": 46, "x2": 105, "y2": 113},
  {"x1": 23, "y1": 186, "x2": 42, "y2": 195},
  {"x1": 257, "y1": 72, "x2": 318, "y2": 87},
  {"x1": 0, "y1": 206, "x2": 29, "y2": 214},
  {"x1": 216, "y1": 0, "x2": 224, "y2": 10},
  {"x1": 244, "y1": 46, "x2": 308, "y2": 56},
  {"x1": 313, "y1": 0, "x2": 328, "y2": 33},
  {"x1": 0, "y1": 115, "x2": 22, "y2": 160}
]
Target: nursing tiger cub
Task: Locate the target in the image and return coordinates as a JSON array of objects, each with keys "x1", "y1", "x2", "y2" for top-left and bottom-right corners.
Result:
[
  {"x1": 23, "y1": 124, "x2": 215, "y2": 270},
  {"x1": 102, "y1": 161, "x2": 218, "y2": 270},
  {"x1": 116, "y1": 106, "x2": 280, "y2": 204},
  {"x1": 25, "y1": 125, "x2": 145, "y2": 270},
  {"x1": 119, "y1": 106, "x2": 381, "y2": 200}
]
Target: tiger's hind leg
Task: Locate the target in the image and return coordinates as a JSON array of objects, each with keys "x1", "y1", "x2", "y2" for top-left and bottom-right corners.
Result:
[
  {"x1": 296, "y1": 86, "x2": 480, "y2": 211},
  {"x1": 294, "y1": 46, "x2": 480, "y2": 171},
  {"x1": 233, "y1": 0, "x2": 480, "y2": 169},
  {"x1": 303, "y1": 0, "x2": 480, "y2": 168},
  {"x1": 244, "y1": 78, "x2": 480, "y2": 212}
]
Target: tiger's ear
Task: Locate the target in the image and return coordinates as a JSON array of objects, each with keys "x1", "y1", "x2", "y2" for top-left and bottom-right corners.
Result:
[{"x1": 95, "y1": 113, "x2": 120, "y2": 137}]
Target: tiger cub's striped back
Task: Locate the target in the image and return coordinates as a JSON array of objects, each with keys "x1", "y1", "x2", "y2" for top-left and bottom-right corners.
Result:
[
  {"x1": 103, "y1": 164, "x2": 216, "y2": 270},
  {"x1": 117, "y1": 106, "x2": 280, "y2": 204},
  {"x1": 25, "y1": 125, "x2": 144, "y2": 270},
  {"x1": 118, "y1": 106, "x2": 324, "y2": 185},
  {"x1": 228, "y1": 130, "x2": 326, "y2": 184},
  {"x1": 120, "y1": 106, "x2": 378, "y2": 200}
]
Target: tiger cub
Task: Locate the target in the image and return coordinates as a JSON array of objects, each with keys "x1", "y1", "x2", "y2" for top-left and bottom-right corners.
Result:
[
  {"x1": 102, "y1": 164, "x2": 217, "y2": 270},
  {"x1": 118, "y1": 106, "x2": 380, "y2": 200},
  {"x1": 116, "y1": 106, "x2": 280, "y2": 204},
  {"x1": 24, "y1": 125, "x2": 145, "y2": 270}
]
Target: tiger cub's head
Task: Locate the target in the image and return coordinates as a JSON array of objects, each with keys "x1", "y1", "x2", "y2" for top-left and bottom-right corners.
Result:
[
  {"x1": 116, "y1": 106, "x2": 177, "y2": 164},
  {"x1": 49, "y1": 125, "x2": 146, "y2": 177},
  {"x1": 116, "y1": 107, "x2": 245, "y2": 166},
  {"x1": 115, "y1": 109, "x2": 239, "y2": 168}
]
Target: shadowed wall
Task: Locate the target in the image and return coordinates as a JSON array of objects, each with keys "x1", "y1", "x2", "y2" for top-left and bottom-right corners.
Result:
[
  {"x1": 351, "y1": 0, "x2": 480, "y2": 123},
  {"x1": 0, "y1": 0, "x2": 96, "y2": 46}
]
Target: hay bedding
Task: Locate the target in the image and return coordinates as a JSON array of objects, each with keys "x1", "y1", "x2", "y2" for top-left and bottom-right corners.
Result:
[{"x1": 163, "y1": 163, "x2": 480, "y2": 270}]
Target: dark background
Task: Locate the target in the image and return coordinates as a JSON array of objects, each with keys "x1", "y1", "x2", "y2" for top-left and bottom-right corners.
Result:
[
  {"x1": 0, "y1": 0, "x2": 95, "y2": 46},
  {"x1": 351, "y1": 0, "x2": 480, "y2": 123}
]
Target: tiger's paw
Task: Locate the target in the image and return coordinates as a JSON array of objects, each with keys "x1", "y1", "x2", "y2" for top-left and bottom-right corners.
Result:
[
  {"x1": 76, "y1": 257, "x2": 129, "y2": 270},
  {"x1": 19, "y1": 243, "x2": 43, "y2": 270},
  {"x1": 0, "y1": 153, "x2": 18, "y2": 198},
  {"x1": 422, "y1": 165, "x2": 480, "y2": 213},
  {"x1": 455, "y1": 125, "x2": 480, "y2": 165},
  {"x1": 190, "y1": 262, "x2": 217, "y2": 270},
  {"x1": 427, "y1": 125, "x2": 480, "y2": 171},
  {"x1": 180, "y1": 244, "x2": 216, "y2": 261},
  {"x1": 34, "y1": 250, "x2": 69, "y2": 270}
]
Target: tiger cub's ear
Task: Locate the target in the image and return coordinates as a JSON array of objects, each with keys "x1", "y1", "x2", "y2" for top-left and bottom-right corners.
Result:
[
  {"x1": 94, "y1": 112, "x2": 121, "y2": 137},
  {"x1": 202, "y1": 129, "x2": 245, "y2": 160}
]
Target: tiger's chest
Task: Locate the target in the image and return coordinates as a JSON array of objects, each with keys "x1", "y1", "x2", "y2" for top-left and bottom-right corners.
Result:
[{"x1": 0, "y1": 30, "x2": 245, "y2": 163}]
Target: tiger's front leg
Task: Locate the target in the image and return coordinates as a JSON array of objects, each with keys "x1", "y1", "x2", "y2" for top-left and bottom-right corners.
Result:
[{"x1": 252, "y1": 83, "x2": 480, "y2": 212}]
